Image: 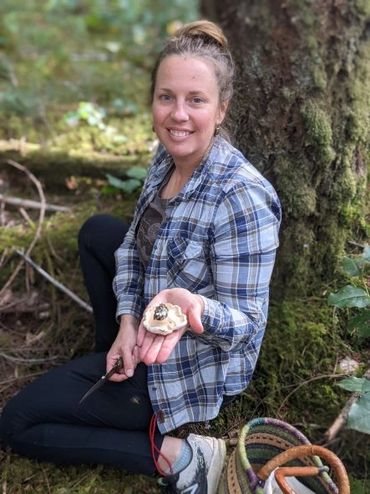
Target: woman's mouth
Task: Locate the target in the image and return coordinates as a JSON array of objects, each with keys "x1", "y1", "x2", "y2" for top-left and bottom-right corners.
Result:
[{"x1": 168, "y1": 129, "x2": 193, "y2": 137}]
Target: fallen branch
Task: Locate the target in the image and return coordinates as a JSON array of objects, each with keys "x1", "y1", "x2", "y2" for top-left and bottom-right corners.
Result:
[
  {"x1": 15, "y1": 249, "x2": 93, "y2": 313},
  {"x1": 0, "y1": 352, "x2": 60, "y2": 364},
  {"x1": 0, "y1": 194, "x2": 70, "y2": 212},
  {"x1": 0, "y1": 159, "x2": 46, "y2": 298},
  {"x1": 324, "y1": 368, "x2": 370, "y2": 443}
]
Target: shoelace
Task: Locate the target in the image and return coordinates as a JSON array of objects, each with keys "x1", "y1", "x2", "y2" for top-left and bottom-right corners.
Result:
[{"x1": 149, "y1": 413, "x2": 173, "y2": 477}]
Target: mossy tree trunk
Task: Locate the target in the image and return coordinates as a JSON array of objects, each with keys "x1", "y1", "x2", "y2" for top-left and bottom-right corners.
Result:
[{"x1": 202, "y1": 0, "x2": 369, "y2": 298}]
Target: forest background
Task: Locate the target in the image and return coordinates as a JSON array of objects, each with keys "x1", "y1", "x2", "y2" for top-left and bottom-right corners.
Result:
[{"x1": 0, "y1": 0, "x2": 369, "y2": 493}]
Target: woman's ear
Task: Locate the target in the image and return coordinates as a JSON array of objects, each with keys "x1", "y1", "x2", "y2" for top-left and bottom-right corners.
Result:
[{"x1": 217, "y1": 99, "x2": 229, "y2": 125}]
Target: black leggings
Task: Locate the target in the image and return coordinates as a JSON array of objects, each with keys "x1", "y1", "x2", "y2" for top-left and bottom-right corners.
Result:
[{"x1": 0, "y1": 214, "x2": 162, "y2": 476}]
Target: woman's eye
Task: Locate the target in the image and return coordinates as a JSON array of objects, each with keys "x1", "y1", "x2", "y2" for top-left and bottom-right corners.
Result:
[
  {"x1": 192, "y1": 97, "x2": 205, "y2": 104},
  {"x1": 159, "y1": 94, "x2": 172, "y2": 102}
]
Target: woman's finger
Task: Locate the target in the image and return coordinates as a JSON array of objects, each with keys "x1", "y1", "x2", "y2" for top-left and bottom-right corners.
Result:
[{"x1": 140, "y1": 333, "x2": 165, "y2": 364}]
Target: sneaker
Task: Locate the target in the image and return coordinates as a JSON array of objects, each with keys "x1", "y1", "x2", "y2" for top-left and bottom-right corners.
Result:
[{"x1": 158, "y1": 434, "x2": 226, "y2": 494}]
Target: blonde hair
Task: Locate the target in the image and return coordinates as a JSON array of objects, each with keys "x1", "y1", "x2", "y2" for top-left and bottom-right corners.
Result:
[{"x1": 150, "y1": 20, "x2": 235, "y2": 105}]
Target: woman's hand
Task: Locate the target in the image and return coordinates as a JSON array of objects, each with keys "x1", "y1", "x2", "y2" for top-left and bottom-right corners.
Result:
[
  {"x1": 137, "y1": 288, "x2": 204, "y2": 365},
  {"x1": 106, "y1": 315, "x2": 140, "y2": 382}
]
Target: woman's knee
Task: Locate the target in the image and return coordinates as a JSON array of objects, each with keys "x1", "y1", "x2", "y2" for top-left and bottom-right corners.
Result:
[
  {"x1": 78, "y1": 214, "x2": 129, "y2": 253},
  {"x1": 0, "y1": 393, "x2": 27, "y2": 444},
  {"x1": 78, "y1": 214, "x2": 115, "y2": 247}
]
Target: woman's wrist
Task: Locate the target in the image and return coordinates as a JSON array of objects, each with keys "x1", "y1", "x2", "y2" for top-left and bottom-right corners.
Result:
[{"x1": 119, "y1": 314, "x2": 139, "y2": 330}]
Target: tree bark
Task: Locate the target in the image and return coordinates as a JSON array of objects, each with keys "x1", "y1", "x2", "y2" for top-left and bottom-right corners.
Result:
[{"x1": 201, "y1": 0, "x2": 369, "y2": 298}]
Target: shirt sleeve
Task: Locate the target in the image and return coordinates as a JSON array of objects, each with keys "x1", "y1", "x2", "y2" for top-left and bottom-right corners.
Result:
[
  {"x1": 113, "y1": 220, "x2": 145, "y2": 321},
  {"x1": 199, "y1": 180, "x2": 281, "y2": 351}
]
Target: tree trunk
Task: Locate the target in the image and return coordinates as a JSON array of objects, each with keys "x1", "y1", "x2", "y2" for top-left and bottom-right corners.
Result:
[{"x1": 201, "y1": 0, "x2": 369, "y2": 298}]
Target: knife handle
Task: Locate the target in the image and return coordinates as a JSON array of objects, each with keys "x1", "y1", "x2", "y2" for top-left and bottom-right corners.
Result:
[{"x1": 104, "y1": 357, "x2": 124, "y2": 379}]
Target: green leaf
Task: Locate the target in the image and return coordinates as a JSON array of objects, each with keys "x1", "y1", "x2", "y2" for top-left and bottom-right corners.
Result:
[
  {"x1": 106, "y1": 173, "x2": 127, "y2": 189},
  {"x1": 328, "y1": 285, "x2": 370, "y2": 308},
  {"x1": 347, "y1": 394, "x2": 370, "y2": 435},
  {"x1": 342, "y1": 256, "x2": 362, "y2": 277},
  {"x1": 106, "y1": 174, "x2": 141, "y2": 193},
  {"x1": 348, "y1": 310, "x2": 370, "y2": 338},
  {"x1": 338, "y1": 377, "x2": 370, "y2": 394},
  {"x1": 126, "y1": 166, "x2": 147, "y2": 180},
  {"x1": 118, "y1": 178, "x2": 141, "y2": 193}
]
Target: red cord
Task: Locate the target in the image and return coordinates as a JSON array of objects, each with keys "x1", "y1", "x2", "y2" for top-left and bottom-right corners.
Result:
[{"x1": 149, "y1": 413, "x2": 173, "y2": 476}]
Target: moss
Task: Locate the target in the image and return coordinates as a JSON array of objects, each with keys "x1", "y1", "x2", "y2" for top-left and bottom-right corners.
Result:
[
  {"x1": 0, "y1": 454, "x2": 159, "y2": 493},
  {"x1": 301, "y1": 100, "x2": 335, "y2": 164},
  {"x1": 311, "y1": 65, "x2": 327, "y2": 91},
  {"x1": 354, "y1": 0, "x2": 370, "y2": 17},
  {"x1": 274, "y1": 156, "x2": 317, "y2": 217}
]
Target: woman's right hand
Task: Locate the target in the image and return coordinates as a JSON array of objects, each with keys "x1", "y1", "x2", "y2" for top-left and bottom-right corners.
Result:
[{"x1": 106, "y1": 315, "x2": 140, "y2": 382}]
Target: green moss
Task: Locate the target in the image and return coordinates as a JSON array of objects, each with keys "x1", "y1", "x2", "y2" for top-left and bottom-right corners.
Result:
[
  {"x1": 311, "y1": 65, "x2": 327, "y2": 91},
  {"x1": 301, "y1": 100, "x2": 335, "y2": 164},
  {"x1": 0, "y1": 454, "x2": 159, "y2": 493},
  {"x1": 274, "y1": 156, "x2": 317, "y2": 217},
  {"x1": 354, "y1": 0, "x2": 370, "y2": 17}
]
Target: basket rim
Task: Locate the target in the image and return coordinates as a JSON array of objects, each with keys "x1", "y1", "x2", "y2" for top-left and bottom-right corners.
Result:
[{"x1": 235, "y1": 417, "x2": 336, "y2": 493}]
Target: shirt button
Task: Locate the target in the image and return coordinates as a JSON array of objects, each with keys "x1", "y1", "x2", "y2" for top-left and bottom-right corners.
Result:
[{"x1": 157, "y1": 410, "x2": 165, "y2": 423}]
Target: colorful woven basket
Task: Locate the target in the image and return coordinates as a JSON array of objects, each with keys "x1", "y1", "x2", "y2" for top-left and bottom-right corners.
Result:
[{"x1": 217, "y1": 417, "x2": 350, "y2": 494}]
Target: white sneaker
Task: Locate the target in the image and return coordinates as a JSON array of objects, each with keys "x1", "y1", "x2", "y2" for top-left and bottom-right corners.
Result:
[{"x1": 158, "y1": 434, "x2": 226, "y2": 494}]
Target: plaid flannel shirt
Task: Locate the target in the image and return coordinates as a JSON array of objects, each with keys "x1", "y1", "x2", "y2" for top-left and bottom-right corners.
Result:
[{"x1": 113, "y1": 136, "x2": 281, "y2": 433}]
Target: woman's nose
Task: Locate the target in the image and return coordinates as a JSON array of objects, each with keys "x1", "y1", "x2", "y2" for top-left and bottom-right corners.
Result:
[{"x1": 171, "y1": 101, "x2": 189, "y2": 121}]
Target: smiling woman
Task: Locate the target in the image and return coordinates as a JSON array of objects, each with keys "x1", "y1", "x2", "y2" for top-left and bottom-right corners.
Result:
[{"x1": 0, "y1": 20, "x2": 281, "y2": 494}]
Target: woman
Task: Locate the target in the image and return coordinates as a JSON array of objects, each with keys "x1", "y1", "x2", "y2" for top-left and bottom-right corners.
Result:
[{"x1": 0, "y1": 20, "x2": 281, "y2": 494}]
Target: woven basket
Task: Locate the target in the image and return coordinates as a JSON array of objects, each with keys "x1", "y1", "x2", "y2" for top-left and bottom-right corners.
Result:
[{"x1": 217, "y1": 417, "x2": 350, "y2": 494}]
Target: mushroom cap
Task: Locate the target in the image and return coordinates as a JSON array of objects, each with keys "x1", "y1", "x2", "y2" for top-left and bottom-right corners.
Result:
[{"x1": 143, "y1": 302, "x2": 188, "y2": 335}]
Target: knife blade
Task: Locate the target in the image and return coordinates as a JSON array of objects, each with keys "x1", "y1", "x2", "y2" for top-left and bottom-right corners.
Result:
[{"x1": 78, "y1": 357, "x2": 123, "y2": 405}]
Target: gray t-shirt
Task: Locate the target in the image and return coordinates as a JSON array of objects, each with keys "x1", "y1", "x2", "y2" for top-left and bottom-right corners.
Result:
[{"x1": 136, "y1": 193, "x2": 169, "y2": 268}]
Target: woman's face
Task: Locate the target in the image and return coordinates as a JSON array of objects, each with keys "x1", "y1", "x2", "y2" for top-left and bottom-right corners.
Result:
[{"x1": 152, "y1": 55, "x2": 227, "y2": 170}]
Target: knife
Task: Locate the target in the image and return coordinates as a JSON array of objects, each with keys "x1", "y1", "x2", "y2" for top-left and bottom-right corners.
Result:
[{"x1": 79, "y1": 357, "x2": 123, "y2": 405}]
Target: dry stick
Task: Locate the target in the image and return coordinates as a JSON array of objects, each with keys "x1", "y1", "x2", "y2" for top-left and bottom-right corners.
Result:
[
  {"x1": 277, "y1": 372, "x2": 346, "y2": 415},
  {"x1": 15, "y1": 249, "x2": 93, "y2": 313},
  {"x1": 324, "y1": 368, "x2": 370, "y2": 443},
  {"x1": 0, "y1": 193, "x2": 70, "y2": 212},
  {"x1": 0, "y1": 159, "x2": 46, "y2": 298},
  {"x1": 0, "y1": 352, "x2": 60, "y2": 364}
]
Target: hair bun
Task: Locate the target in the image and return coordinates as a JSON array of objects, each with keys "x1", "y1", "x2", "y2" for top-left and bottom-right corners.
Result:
[{"x1": 174, "y1": 20, "x2": 228, "y2": 50}]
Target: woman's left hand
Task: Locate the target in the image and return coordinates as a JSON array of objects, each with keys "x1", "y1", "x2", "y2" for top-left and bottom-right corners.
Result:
[{"x1": 137, "y1": 288, "x2": 204, "y2": 365}]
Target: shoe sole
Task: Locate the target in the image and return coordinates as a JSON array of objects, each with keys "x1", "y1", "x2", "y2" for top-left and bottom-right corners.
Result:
[{"x1": 206, "y1": 438, "x2": 227, "y2": 494}]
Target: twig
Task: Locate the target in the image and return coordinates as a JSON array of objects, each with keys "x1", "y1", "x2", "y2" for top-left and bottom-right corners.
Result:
[
  {"x1": 0, "y1": 194, "x2": 70, "y2": 212},
  {"x1": 277, "y1": 373, "x2": 345, "y2": 415},
  {"x1": 15, "y1": 249, "x2": 93, "y2": 313},
  {"x1": 19, "y1": 207, "x2": 35, "y2": 228},
  {"x1": 0, "y1": 159, "x2": 46, "y2": 298},
  {"x1": 0, "y1": 371, "x2": 45, "y2": 387},
  {"x1": 0, "y1": 352, "x2": 60, "y2": 364},
  {"x1": 324, "y1": 368, "x2": 370, "y2": 442}
]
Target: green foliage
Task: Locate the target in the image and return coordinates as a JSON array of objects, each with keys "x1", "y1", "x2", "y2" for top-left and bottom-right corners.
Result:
[
  {"x1": 328, "y1": 245, "x2": 370, "y2": 435},
  {"x1": 328, "y1": 246, "x2": 370, "y2": 337},
  {"x1": 0, "y1": 0, "x2": 198, "y2": 143},
  {"x1": 64, "y1": 102, "x2": 108, "y2": 129},
  {"x1": 105, "y1": 165, "x2": 147, "y2": 195},
  {"x1": 328, "y1": 285, "x2": 370, "y2": 309}
]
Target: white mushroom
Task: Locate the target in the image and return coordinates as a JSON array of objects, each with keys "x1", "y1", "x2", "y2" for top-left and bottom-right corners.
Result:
[{"x1": 143, "y1": 303, "x2": 188, "y2": 335}]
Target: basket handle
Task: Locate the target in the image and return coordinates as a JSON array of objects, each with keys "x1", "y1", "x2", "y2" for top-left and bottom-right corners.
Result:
[
  {"x1": 257, "y1": 444, "x2": 350, "y2": 494},
  {"x1": 274, "y1": 466, "x2": 330, "y2": 494}
]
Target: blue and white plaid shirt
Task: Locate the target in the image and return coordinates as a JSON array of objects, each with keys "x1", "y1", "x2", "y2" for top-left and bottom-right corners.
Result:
[{"x1": 113, "y1": 136, "x2": 281, "y2": 433}]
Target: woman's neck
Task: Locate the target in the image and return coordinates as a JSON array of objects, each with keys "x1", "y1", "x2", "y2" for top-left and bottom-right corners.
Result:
[{"x1": 160, "y1": 166, "x2": 193, "y2": 199}]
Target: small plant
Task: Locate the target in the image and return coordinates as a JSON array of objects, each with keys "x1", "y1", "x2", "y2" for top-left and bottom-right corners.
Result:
[
  {"x1": 328, "y1": 245, "x2": 370, "y2": 434},
  {"x1": 64, "y1": 101, "x2": 107, "y2": 129},
  {"x1": 105, "y1": 166, "x2": 147, "y2": 195}
]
